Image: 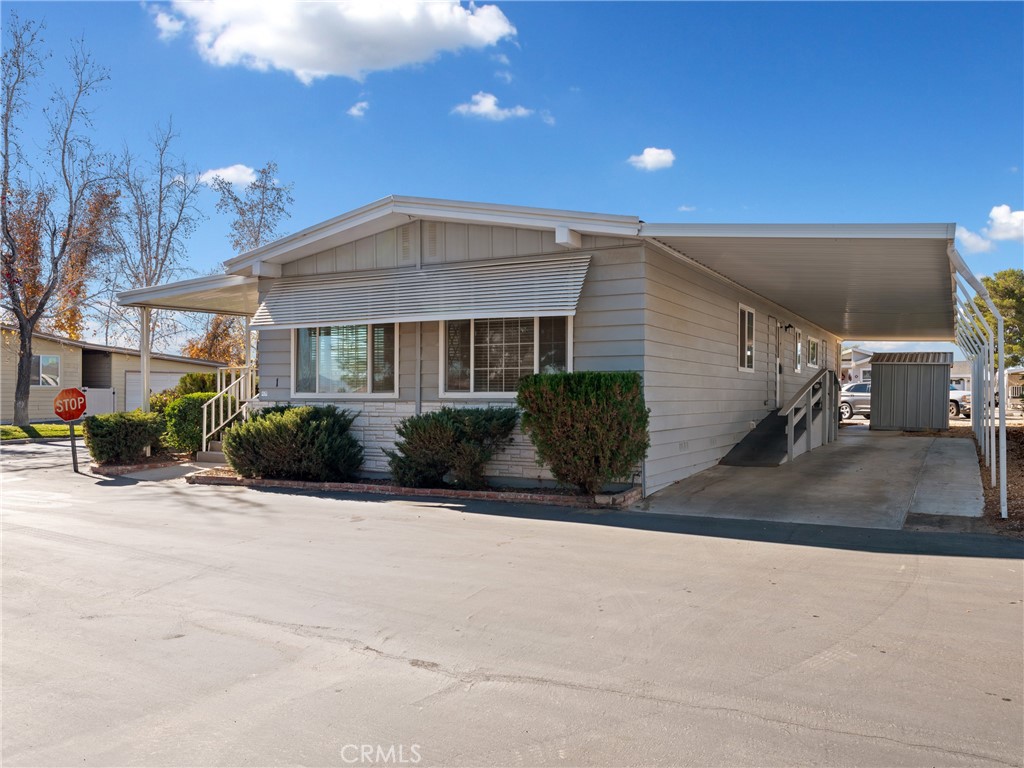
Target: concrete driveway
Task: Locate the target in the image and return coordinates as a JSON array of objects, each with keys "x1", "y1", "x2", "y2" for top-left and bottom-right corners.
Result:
[
  {"x1": 641, "y1": 426, "x2": 985, "y2": 530},
  {"x1": 2, "y1": 442, "x2": 1022, "y2": 767}
]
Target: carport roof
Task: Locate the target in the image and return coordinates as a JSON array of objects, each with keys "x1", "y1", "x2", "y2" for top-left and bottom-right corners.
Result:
[{"x1": 640, "y1": 223, "x2": 957, "y2": 341}]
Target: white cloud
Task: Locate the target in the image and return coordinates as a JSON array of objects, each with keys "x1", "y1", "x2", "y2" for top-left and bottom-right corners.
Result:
[
  {"x1": 540, "y1": 110, "x2": 555, "y2": 126},
  {"x1": 494, "y1": 69, "x2": 513, "y2": 84},
  {"x1": 628, "y1": 147, "x2": 675, "y2": 171},
  {"x1": 199, "y1": 164, "x2": 256, "y2": 187},
  {"x1": 492, "y1": 53, "x2": 510, "y2": 66},
  {"x1": 983, "y1": 204, "x2": 1024, "y2": 242},
  {"x1": 160, "y1": 0, "x2": 516, "y2": 84},
  {"x1": 452, "y1": 91, "x2": 532, "y2": 121},
  {"x1": 347, "y1": 100, "x2": 369, "y2": 118},
  {"x1": 956, "y1": 225, "x2": 994, "y2": 254},
  {"x1": 678, "y1": 204, "x2": 697, "y2": 212},
  {"x1": 153, "y1": 11, "x2": 186, "y2": 40}
]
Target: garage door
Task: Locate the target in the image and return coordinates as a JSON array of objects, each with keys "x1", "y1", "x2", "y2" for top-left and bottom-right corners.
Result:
[{"x1": 125, "y1": 372, "x2": 193, "y2": 411}]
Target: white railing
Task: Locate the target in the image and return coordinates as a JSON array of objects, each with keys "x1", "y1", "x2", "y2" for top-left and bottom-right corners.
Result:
[
  {"x1": 202, "y1": 365, "x2": 256, "y2": 452},
  {"x1": 779, "y1": 368, "x2": 840, "y2": 463}
]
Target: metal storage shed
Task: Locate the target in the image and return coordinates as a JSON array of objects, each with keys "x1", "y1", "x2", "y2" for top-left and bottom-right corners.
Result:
[{"x1": 869, "y1": 352, "x2": 953, "y2": 431}]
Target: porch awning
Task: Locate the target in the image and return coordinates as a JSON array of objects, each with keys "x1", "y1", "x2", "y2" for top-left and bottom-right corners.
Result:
[
  {"x1": 117, "y1": 274, "x2": 259, "y2": 316},
  {"x1": 251, "y1": 254, "x2": 591, "y2": 329}
]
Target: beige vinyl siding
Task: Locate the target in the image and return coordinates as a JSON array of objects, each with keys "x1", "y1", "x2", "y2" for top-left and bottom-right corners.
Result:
[
  {"x1": 0, "y1": 335, "x2": 82, "y2": 423},
  {"x1": 641, "y1": 245, "x2": 840, "y2": 494},
  {"x1": 281, "y1": 221, "x2": 640, "y2": 276}
]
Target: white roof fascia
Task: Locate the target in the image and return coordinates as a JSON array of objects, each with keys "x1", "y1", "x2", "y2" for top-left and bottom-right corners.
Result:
[
  {"x1": 224, "y1": 195, "x2": 642, "y2": 275},
  {"x1": 640, "y1": 222, "x2": 956, "y2": 239}
]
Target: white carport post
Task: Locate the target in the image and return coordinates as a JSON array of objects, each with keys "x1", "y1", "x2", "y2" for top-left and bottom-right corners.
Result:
[
  {"x1": 140, "y1": 307, "x2": 151, "y2": 413},
  {"x1": 955, "y1": 276, "x2": 998, "y2": 484},
  {"x1": 950, "y1": 246, "x2": 1007, "y2": 519},
  {"x1": 955, "y1": 306, "x2": 986, "y2": 457}
]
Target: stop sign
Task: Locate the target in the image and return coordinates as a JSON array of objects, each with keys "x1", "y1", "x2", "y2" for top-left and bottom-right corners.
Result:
[{"x1": 53, "y1": 387, "x2": 88, "y2": 422}]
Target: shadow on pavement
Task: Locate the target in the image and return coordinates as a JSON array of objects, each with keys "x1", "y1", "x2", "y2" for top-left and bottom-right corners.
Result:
[{"x1": 249, "y1": 486, "x2": 1024, "y2": 560}]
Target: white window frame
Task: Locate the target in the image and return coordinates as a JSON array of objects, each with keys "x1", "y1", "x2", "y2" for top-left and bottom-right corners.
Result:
[
  {"x1": 807, "y1": 337, "x2": 820, "y2": 369},
  {"x1": 31, "y1": 354, "x2": 61, "y2": 386},
  {"x1": 439, "y1": 316, "x2": 574, "y2": 399},
  {"x1": 737, "y1": 304, "x2": 755, "y2": 373},
  {"x1": 290, "y1": 323, "x2": 400, "y2": 399},
  {"x1": 794, "y1": 329, "x2": 803, "y2": 373}
]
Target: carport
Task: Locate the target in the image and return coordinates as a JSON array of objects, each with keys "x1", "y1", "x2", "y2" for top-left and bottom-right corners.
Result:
[{"x1": 641, "y1": 225, "x2": 1009, "y2": 517}]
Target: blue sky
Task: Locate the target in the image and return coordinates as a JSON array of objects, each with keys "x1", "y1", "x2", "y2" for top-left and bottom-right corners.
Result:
[{"x1": 6, "y1": 1, "x2": 1023, "y2": 354}]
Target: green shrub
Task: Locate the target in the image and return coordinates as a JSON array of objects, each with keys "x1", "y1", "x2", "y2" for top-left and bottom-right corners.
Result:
[
  {"x1": 164, "y1": 392, "x2": 217, "y2": 453},
  {"x1": 82, "y1": 411, "x2": 165, "y2": 465},
  {"x1": 148, "y1": 389, "x2": 178, "y2": 415},
  {"x1": 176, "y1": 372, "x2": 218, "y2": 396},
  {"x1": 517, "y1": 371, "x2": 650, "y2": 495},
  {"x1": 222, "y1": 406, "x2": 363, "y2": 482},
  {"x1": 384, "y1": 407, "x2": 518, "y2": 490}
]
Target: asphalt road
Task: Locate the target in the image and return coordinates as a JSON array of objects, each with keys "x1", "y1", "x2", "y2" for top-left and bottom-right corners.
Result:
[{"x1": 2, "y1": 442, "x2": 1023, "y2": 767}]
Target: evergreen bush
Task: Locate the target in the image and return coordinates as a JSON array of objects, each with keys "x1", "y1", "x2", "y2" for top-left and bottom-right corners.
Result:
[
  {"x1": 176, "y1": 372, "x2": 218, "y2": 396},
  {"x1": 82, "y1": 411, "x2": 165, "y2": 465},
  {"x1": 516, "y1": 371, "x2": 650, "y2": 495},
  {"x1": 384, "y1": 407, "x2": 518, "y2": 490},
  {"x1": 164, "y1": 392, "x2": 218, "y2": 453},
  {"x1": 222, "y1": 406, "x2": 363, "y2": 482}
]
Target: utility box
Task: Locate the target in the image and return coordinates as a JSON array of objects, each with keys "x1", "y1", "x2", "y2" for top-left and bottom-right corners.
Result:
[{"x1": 869, "y1": 352, "x2": 953, "y2": 431}]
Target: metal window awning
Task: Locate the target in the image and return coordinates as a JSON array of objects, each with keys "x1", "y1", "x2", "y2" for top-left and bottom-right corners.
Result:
[{"x1": 251, "y1": 254, "x2": 591, "y2": 329}]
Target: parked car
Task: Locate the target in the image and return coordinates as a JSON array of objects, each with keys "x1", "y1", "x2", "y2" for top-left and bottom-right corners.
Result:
[
  {"x1": 839, "y1": 382, "x2": 871, "y2": 420},
  {"x1": 949, "y1": 385, "x2": 971, "y2": 418}
]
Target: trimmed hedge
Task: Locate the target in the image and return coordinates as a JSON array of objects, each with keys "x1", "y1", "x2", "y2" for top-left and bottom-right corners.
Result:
[
  {"x1": 82, "y1": 411, "x2": 165, "y2": 465},
  {"x1": 517, "y1": 371, "x2": 649, "y2": 495},
  {"x1": 164, "y1": 392, "x2": 218, "y2": 453},
  {"x1": 222, "y1": 406, "x2": 363, "y2": 482},
  {"x1": 149, "y1": 390, "x2": 177, "y2": 415},
  {"x1": 384, "y1": 407, "x2": 518, "y2": 490}
]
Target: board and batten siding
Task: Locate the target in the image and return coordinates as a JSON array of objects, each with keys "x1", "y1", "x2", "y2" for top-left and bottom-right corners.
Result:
[{"x1": 641, "y1": 245, "x2": 839, "y2": 494}]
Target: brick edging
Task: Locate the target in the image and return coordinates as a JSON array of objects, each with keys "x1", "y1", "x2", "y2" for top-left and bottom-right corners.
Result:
[
  {"x1": 90, "y1": 459, "x2": 184, "y2": 476},
  {"x1": 186, "y1": 471, "x2": 643, "y2": 508}
]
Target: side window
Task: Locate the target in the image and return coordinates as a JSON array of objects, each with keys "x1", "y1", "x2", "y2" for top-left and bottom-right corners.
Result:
[
  {"x1": 738, "y1": 305, "x2": 755, "y2": 371},
  {"x1": 794, "y1": 330, "x2": 803, "y2": 372}
]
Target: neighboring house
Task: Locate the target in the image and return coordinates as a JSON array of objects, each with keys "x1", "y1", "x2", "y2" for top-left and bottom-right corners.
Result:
[
  {"x1": 118, "y1": 196, "x2": 968, "y2": 496},
  {"x1": 0, "y1": 325, "x2": 220, "y2": 423},
  {"x1": 950, "y1": 360, "x2": 972, "y2": 391},
  {"x1": 841, "y1": 346, "x2": 875, "y2": 383}
]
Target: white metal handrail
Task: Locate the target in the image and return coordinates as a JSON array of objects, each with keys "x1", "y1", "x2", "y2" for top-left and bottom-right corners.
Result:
[
  {"x1": 779, "y1": 368, "x2": 840, "y2": 463},
  {"x1": 202, "y1": 365, "x2": 255, "y2": 452}
]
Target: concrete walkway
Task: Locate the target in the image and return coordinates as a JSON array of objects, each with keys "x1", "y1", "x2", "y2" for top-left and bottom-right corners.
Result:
[{"x1": 638, "y1": 427, "x2": 984, "y2": 530}]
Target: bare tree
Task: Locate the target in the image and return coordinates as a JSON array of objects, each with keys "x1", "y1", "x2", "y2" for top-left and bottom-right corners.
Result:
[
  {"x1": 184, "y1": 161, "x2": 293, "y2": 362},
  {"x1": 102, "y1": 121, "x2": 203, "y2": 350},
  {"x1": 1, "y1": 15, "x2": 117, "y2": 425}
]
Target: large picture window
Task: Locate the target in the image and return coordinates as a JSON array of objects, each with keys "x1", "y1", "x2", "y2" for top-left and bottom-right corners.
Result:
[
  {"x1": 294, "y1": 324, "x2": 396, "y2": 395},
  {"x1": 738, "y1": 305, "x2": 755, "y2": 371},
  {"x1": 31, "y1": 354, "x2": 60, "y2": 386},
  {"x1": 442, "y1": 316, "x2": 570, "y2": 395}
]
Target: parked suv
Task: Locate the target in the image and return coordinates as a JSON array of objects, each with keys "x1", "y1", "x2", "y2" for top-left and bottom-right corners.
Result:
[
  {"x1": 839, "y1": 382, "x2": 871, "y2": 420},
  {"x1": 949, "y1": 385, "x2": 971, "y2": 419}
]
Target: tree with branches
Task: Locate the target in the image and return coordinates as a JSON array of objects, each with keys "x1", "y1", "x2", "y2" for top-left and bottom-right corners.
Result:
[
  {"x1": 98, "y1": 121, "x2": 203, "y2": 350},
  {"x1": 183, "y1": 161, "x2": 293, "y2": 364},
  {"x1": 1, "y1": 16, "x2": 118, "y2": 425}
]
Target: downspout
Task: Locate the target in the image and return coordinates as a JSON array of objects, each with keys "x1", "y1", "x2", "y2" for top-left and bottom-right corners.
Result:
[{"x1": 949, "y1": 245, "x2": 1007, "y2": 519}]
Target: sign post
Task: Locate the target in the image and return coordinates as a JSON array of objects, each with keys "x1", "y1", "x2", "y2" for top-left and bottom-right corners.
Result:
[{"x1": 54, "y1": 387, "x2": 88, "y2": 473}]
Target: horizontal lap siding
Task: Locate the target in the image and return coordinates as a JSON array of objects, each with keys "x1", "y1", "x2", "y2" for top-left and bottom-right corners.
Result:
[
  {"x1": 0, "y1": 335, "x2": 82, "y2": 423},
  {"x1": 642, "y1": 246, "x2": 840, "y2": 494}
]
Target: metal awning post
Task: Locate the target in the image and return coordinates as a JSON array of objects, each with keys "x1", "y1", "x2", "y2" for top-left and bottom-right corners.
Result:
[
  {"x1": 140, "y1": 307, "x2": 151, "y2": 414},
  {"x1": 950, "y1": 247, "x2": 1008, "y2": 519},
  {"x1": 956, "y1": 279, "x2": 997, "y2": 484}
]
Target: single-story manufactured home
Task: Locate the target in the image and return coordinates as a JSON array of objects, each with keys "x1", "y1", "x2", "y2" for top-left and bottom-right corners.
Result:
[
  {"x1": 1, "y1": 325, "x2": 220, "y2": 423},
  {"x1": 117, "y1": 196, "x2": 1009, "y2": 510}
]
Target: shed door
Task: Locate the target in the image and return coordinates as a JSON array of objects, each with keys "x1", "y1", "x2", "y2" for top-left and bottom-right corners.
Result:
[{"x1": 124, "y1": 372, "x2": 190, "y2": 411}]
